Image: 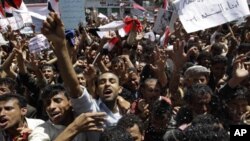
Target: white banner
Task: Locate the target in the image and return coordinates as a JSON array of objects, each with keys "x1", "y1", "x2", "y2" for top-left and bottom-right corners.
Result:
[
  {"x1": 0, "y1": 12, "x2": 32, "y2": 32},
  {"x1": 8, "y1": 17, "x2": 19, "y2": 30},
  {"x1": 59, "y1": 0, "x2": 86, "y2": 30},
  {"x1": 153, "y1": 8, "x2": 170, "y2": 34},
  {"x1": 28, "y1": 34, "x2": 50, "y2": 53},
  {"x1": 0, "y1": 19, "x2": 9, "y2": 32},
  {"x1": 98, "y1": 21, "x2": 124, "y2": 31},
  {"x1": 175, "y1": 0, "x2": 250, "y2": 33}
]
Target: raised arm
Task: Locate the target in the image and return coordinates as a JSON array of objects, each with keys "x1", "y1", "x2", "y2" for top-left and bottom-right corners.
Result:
[
  {"x1": 54, "y1": 112, "x2": 106, "y2": 141},
  {"x1": 41, "y1": 12, "x2": 82, "y2": 98}
]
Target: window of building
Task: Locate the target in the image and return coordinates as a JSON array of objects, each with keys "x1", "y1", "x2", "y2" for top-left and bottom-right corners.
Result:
[{"x1": 24, "y1": 0, "x2": 47, "y2": 4}]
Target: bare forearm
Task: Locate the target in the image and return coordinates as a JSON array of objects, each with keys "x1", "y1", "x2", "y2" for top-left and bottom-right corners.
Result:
[
  {"x1": 155, "y1": 70, "x2": 168, "y2": 89},
  {"x1": 1, "y1": 52, "x2": 15, "y2": 71},
  {"x1": 54, "y1": 40, "x2": 82, "y2": 98},
  {"x1": 46, "y1": 57, "x2": 58, "y2": 64},
  {"x1": 54, "y1": 123, "x2": 79, "y2": 141}
]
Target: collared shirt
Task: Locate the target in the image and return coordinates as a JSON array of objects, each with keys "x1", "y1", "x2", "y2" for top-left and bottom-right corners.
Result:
[
  {"x1": 70, "y1": 88, "x2": 123, "y2": 141},
  {"x1": 28, "y1": 120, "x2": 87, "y2": 141},
  {"x1": 0, "y1": 118, "x2": 44, "y2": 141},
  {"x1": 71, "y1": 87, "x2": 122, "y2": 127}
]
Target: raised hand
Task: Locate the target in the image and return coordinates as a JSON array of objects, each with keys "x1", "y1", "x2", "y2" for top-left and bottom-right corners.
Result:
[
  {"x1": 150, "y1": 46, "x2": 166, "y2": 72},
  {"x1": 232, "y1": 54, "x2": 250, "y2": 80},
  {"x1": 72, "y1": 112, "x2": 106, "y2": 132},
  {"x1": 41, "y1": 12, "x2": 65, "y2": 47},
  {"x1": 169, "y1": 39, "x2": 187, "y2": 70},
  {"x1": 228, "y1": 54, "x2": 250, "y2": 88}
]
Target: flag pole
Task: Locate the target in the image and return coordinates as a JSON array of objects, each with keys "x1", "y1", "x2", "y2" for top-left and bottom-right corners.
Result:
[{"x1": 0, "y1": 0, "x2": 6, "y2": 17}]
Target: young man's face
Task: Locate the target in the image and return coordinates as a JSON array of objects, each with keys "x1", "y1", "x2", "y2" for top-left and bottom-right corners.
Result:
[
  {"x1": 186, "y1": 75, "x2": 208, "y2": 87},
  {"x1": 76, "y1": 73, "x2": 86, "y2": 87},
  {"x1": 211, "y1": 63, "x2": 227, "y2": 79},
  {"x1": 44, "y1": 93, "x2": 72, "y2": 125},
  {"x1": 0, "y1": 84, "x2": 11, "y2": 95},
  {"x1": 97, "y1": 73, "x2": 121, "y2": 102},
  {"x1": 0, "y1": 99, "x2": 27, "y2": 130},
  {"x1": 127, "y1": 124, "x2": 144, "y2": 141},
  {"x1": 42, "y1": 67, "x2": 55, "y2": 83},
  {"x1": 227, "y1": 98, "x2": 248, "y2": 123},
  {"x1": 189, "y1": 93, "x2": 212, "y2": 116},
  {"x1": 142, "y1": 79, "x2": 161, "y2": 105},
  {"x1": 126, "y1": 72, "x2": 140, "y2": 92}
]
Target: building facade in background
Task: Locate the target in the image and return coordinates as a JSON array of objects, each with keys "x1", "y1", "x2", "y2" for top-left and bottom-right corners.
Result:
[
  {"x1": 24, "y1": 0, "x2": 156, "y2": 17},
  {"x1": 24, "y1": 0, "x2": 47, "y2": 3}
]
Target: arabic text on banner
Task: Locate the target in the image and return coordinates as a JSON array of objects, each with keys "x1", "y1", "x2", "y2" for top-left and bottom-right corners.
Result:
[
  {"x1": 175, "y1": 0, "x2": 250, "y2": 33},
  {"x1": 28, "y1": 34, "x2": 50, "y2": 53}
]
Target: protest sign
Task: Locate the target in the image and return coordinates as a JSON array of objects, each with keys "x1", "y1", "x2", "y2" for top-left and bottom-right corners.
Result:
[
  {"x1": 175, "y1": 0, "x2": 250, "y2": 33},
  {"x1": 0, "y1": 33, "x2": 9, "y2": 46},
  {"x1": 29, "y1": 11, "x2": 46, "y2": 33},
  {"x1": 0, "y1": 12, "x2": 32, "y2": 32},
  {"x1": 153, "y1": 8, "x2": 171, "y2": 34},
  {"x1": 7, "y1": 17, "x2": 19, "y2": 30},
  {"x1": 0, "y1": 18, "x2": 9, "y2": 32},
  {"x1": 59, "y1": 0, "x2": 86, "y2": 30},
  {"x1": 28, "y1": 34, "x2": 50, "y2": 53},
  {"x1": 99, "y1": 21, "x2": 124, "y2": 31}
]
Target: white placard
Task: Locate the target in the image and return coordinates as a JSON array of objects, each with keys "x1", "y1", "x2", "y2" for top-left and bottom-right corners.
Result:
[
  {"x1": 0, "y1": 19, "x2": 9, "y2": 32},
  {"x1": 59, "y1": 0, "x2": 86, "y2": 30},
  {"x1": 28, "y1": 34, "x2": 50, "y2": 53},
  {"x1": 14, "y1": 14, "x2": 24, "y2": 29},
  {"x1": 7, "y1": 17, "x2": 19, "y2": 30},
  {"x1": 152, "y1": 8, "x2": 171, "y2": 34},
  {"x1": 98, "y1": 21, "x2": 124, "y2": 31},
  {"x1": 175, "y1": 0, "x2": 250, "y2": 33},
  {"x1": 0, "y1": 33, "x2": 9, "y2": 46}
]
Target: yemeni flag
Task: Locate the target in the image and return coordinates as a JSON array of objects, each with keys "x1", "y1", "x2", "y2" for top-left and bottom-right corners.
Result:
[
  {"x1": 132, "y1": 2, "x2": 146, "y2": 11},
  {"x1": 103, "y1": 37, "x2": 120, "y2": 52},
  {"x1": 1, "y1": 1, "x2": 13, "y2": 17},
  {"x1": 163, "y1": 0, "x2": 169, "y2": 10},
  {"x1": 48, "y1": 0, "x2": 59, "y2": 13},
  {"x1": 4, "y1": 0, "x2": 22, "y2": 9},
  {"x1": 118, "y1": 17, "x2": 143, "y2": 37},
  {"x1": 0, "y1": 2, "x2": 4, "y2": 17},
  {"x1": 160, "y1": 26, "x2": 170, "y2": 48}
]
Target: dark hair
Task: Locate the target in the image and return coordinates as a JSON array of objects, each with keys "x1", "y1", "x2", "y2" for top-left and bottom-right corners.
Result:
[
  {"x1": 163, "y1": 129, "x2": 187, "y2": 141},
  {"x1": 117, "y1": 114, "x2": 144, "y2": 134},
  {"x1": 210, "y1": 43, "x2": 224, "y2": 56},
  {"x1": 186, "y1": 124, "x2": 229, "y2": 141},
  {"x1": 99, "y1": 126, "x2": 133, "y2": 141},
  {"x1": 191, "y1": 114, "x2": 221, "y2": 126},
  {"x1": 225, "y1": 86, "x2": 249, "y2": 103},
  {"x1": 237, "y1": 43, "x2": 250, "y2": 54},
  {"x1": 0, "y1": 94, "x2": 27, "y2": 108},
  {"x1": 151, "y1": 99, "x2": 172, "y2": 121},
  {"x1": 211, "y1": 55, "x2": 227, "y2": 66},
  {"x1": 0, "y1": 77, "x2": 17, "y2": 93},
  {"x1": 197, "y1": 51, "x2": 211, "y2": 63},
  {"x1": 41, "y1": 84, "x2": 68, "y2": 100},
  {"x1": 139, "y1": 78, "x2": 163, "y2": 97},
  {"x1": 77, "y1": 55, "x2": 87, "y2": 61},
  {"x1": 41, "y1": 64, "x2": 56, "y2": 72},
  {"x1": 74, "y1": 66, "x2": 84, "y2": 75},
  {"x1": 184, "y1": 84, "x2": 213, "y2": 103}
]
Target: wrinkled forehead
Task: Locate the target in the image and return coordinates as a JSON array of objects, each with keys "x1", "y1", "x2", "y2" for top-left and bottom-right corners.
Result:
[
  {"x1": 98, "y1": 72, "x2": 119, "y2": 81},
  {"x1": 0, "y1": 99, "x2": 19, "y2": 107}
]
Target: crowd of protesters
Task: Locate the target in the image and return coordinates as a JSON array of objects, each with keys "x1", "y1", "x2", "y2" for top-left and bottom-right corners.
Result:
[{"x1": 0, "y1": 3, "x2": 250, "y2": 141}]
